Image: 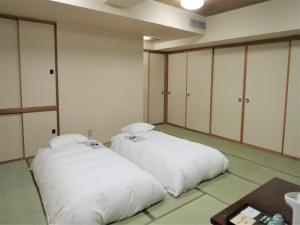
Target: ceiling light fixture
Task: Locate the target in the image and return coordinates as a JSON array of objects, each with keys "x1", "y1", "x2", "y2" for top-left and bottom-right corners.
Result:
[
  {"x1": 143, "y1": 36, "x2": 152, "y2": 41},
  {"x1": 180, "y1": 0, "x2": 204, "y2": 10}
]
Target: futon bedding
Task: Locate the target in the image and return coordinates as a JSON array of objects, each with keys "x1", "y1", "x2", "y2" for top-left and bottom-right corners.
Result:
[
  {"x1": 111, "y1": 130, "x2": 229, "y2": 197},
  {"x1": 31, "y1": 144, "x2": 165, "y2": 225}
]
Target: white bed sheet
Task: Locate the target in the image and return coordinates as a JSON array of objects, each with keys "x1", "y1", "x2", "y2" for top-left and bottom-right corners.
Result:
[
  {"x1": 31, "y1": 144, "x2": 165, "y2": 225},
  {"x1": 111, "y1": 131, "x2": 229, "y2": 197}
]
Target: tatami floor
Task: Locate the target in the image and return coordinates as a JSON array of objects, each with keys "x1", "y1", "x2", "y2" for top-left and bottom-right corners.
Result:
[{"x1": 1, "y1": 124, "x2": 300, "y2": 225}]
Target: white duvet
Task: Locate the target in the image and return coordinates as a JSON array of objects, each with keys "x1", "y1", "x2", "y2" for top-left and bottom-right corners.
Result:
[
  {"x1": 111, "y1": 131, "x2": 229, "y2": 197},
  {"x1": 31, "y1": 144, "x2": 165, "y2": 225}
]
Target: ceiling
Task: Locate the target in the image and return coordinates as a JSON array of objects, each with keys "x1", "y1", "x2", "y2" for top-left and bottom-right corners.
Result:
[{"x1": 155, "y1": 0, "x2": 270, "y2": 16}]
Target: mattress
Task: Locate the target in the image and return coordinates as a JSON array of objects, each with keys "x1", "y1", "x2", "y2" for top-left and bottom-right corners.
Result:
[
  {"x1": 31, "y1": 143, "x2": 165, "y2": 225},
  {"x1": 111, "y1": 130, "x2": 229, "y2": 197}
]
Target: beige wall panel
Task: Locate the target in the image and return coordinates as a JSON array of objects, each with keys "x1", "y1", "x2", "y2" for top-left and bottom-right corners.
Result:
[
  {"x1": 284, "y1": 40, "x2": 300, "y2": 157},
  {"x1": 167, "y1": 52, "x2": 187, "y2": 127},
  {"x1": 0, "y1": 115, "x2": 23, "y2": 162},
  {"x1": 19, "y1": 21, "x2": 56, "y2": 107},
  {"x1": 186, "y1": 49, "x2": 212, "y2": 133},
  {"x1": 149, "y1": 53, "x2": 165, "y2": 124},
  {"x1": 143, "y1": 52, "x2": 149, "y2": 122},
  {"x1": 0, "y1": 18, "x2": 21, "y2": 109},
  {"x1": 244, "y1": 42, "x2": 288, "y2": 152},
  {"x1": 211, "y1": 47, "x2": 245, "y2": 141},
  {"x1": 23, "y1": 111, "x2": 57, "y2": 157},
  {"x1": 58, "y1": 24, "x2": 143, "y2": 143}
]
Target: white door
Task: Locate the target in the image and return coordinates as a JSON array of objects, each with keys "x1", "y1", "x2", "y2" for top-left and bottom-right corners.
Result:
[
  {"x1": 148, "y1": 53, "x2": 165, "y2": 124},
  {"x1": 244, "y1": 42, "x2": 289, "y2": 152},
  {"x1": 283, "y1": 40, "x2": 300, "y2": 157},
  {"x1": 0, "y1": 18, "x2": 21, "y2": 109},
  {"x1": 167, "y1": 53, "x2": 187, "y2": 127},
  {"x1": 211, "y1": 47, "x2": 245, "y2": 141},
  {"x1": 23, "y1": 111, "x2": 57, "y2": 157},
  {"x1": 19, "y1": 21, "x2": 56, "y2": 107},
  {"x1": 186, "y1": 49, "x2": 212, "y2": 133}
]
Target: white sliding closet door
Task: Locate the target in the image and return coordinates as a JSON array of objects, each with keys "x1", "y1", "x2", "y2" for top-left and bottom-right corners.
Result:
[
  {"x1": 148, "y1": 53, "x2": 165, "y2": 124},
  {"x1": 143, "y1": 52, "x2": 149, "y2": 122},
  {"x1": 23, "y1": 111, "x2": 57, "y2": 157},
  {"x1": 168, "y1": 53, "x2": 187, "y2": 127},
  {"x1": 186, "y1": 49, "x2": 212, "y2": 133},
  {"x1": 244, "y1": 42, "x2": 289, "y2": 152},
  {"x1": 19, "y1": 21, "x2": 56, "y2": 107},
  {"x1": 0, "y1": 115, "x2": 23, "y2": 162},
  {"x1": 0, "y1": 18, "x2": 21, "y2": 109},
  {"x1": 211, "y1": 47, "x2": 245, "y2": 141},
  {"x1": 283, "y1": 41, "x2": 300, "y2": 157}
]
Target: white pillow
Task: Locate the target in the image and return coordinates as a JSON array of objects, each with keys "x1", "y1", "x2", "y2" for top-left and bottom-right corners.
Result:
[
  {"x1": 121, "y1": 123, "x2": 155, "y2": 134},
  {"x1": 50, "y1": 134, "x2": 88, "y2": 149}
]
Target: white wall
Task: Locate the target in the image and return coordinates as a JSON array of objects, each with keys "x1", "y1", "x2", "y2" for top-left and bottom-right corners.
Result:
[
  {"x1": 58, "y1": 22, "x2": 143, "y2": 143},
  {"x1": 153, "y1": 0, "x2": 300, "y2": 51}
]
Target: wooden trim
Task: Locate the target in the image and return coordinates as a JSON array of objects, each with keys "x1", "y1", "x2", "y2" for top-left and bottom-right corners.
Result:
[
  {"x1": 17, "y1": 19, "x2": 26, "y2": 158},
  {"x1": 143, "y1": 49, "x2": 166, "y2": 54},
  {"x1": 209, "y1": 48, "x2": 215, "y2": 134},
  {"x1": 240, "y1": 46, "x2": 248, "y2": 143},
  {"x1": 166, "y1": 122, "x2": 300, "y2": 161},
  {"x1": 184, "y1": 52, "x2": 188, "y2": 127},
  {"x1": 167, "y1": 35, "x2": 300, "y2": 54},
  {"x1": 0, "y1": 13, "x2": 55, "y2": 25},
  {"x1": 0, "y1": 106, "x2": 58, "y2": 115},
  {"x1": 54, "y1": 23, "x2": 60, "y2": 135},
  {"x1": 147, "y1": 52, "x2": 150, "y2": 123},
  {"x1": 164, "y1": 54, "x2": 168, "y2": 123},
  {"x1": 281, "y1": 41, "x2": 292, "y2": 154},
  {"x1": 0, "y1": 157, "x2": 25, "y2": 165}
]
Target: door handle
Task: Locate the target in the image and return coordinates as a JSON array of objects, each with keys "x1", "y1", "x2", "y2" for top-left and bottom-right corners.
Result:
[
  {"x1": 187, "y1": 93, "x2": 190, "y2": 97},
  {"x1": 161, "y1": 91, "x2": 164, "y2": 95},
  {"x1": 168, "y1": 91, "x2": 171, "y2": 94},
  {"x1": 238, "y1": 98, "x2": 242, "y2": 102},
  {"x1": 246, "y1": 98, "x2": 250, "y2": 103}
]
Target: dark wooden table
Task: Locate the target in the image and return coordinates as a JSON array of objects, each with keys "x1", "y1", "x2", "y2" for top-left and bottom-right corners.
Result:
[{"x1": 211, "y1": 178, "x2": 300, "y2": 225}]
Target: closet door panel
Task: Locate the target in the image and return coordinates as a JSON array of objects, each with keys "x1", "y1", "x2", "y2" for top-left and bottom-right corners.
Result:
[
  {"x1": 0, "y1": 115, "x2": 23, "y2": 162},
  {"x1": 19, "y1": 21, "x2": 56, "y2": 107},
  {"x1": 149, "y1": 53, "x2": 165, "y2": 124},
  {"x1": 143, "y1": 52, "x2": 149, "y2": 122},
  {"x1": 283, "y1": 41, "x2": 300, "y2": 157},
  {"x1": 211, "y1": 47, "x2": 245, "y2": 141},
  {"x1": 23, "y1": 111, "x2": 57, "y2": 157},
  {"x1": 167, "y1": 53, "x2": 187, "y2": 127},
  {"x1": 244, "y1": 42, "x2": 289, "y2": 152},
  {"x1": 186, "y1": 49, "x2": 212, "y2": 133},
  {"x1": 0, "y1": 18, "x2": 21, "y2": 108}
]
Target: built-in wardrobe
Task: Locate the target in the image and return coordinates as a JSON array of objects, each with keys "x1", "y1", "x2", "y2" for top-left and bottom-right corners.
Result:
[
  {"x1": 0, "y1": 16, "x2": 58, "y2": 162},
  {"x1": 143, "y1": 51, "x2": 166, "y2": 124},
  {"x1": 166, "y1": 40, "x2": 300, "y2": 159}
]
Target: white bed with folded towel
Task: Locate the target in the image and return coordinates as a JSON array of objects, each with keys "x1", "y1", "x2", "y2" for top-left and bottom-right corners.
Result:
[
  {"x1": 31, "y1": 134, "x2": 165, "y2": 225},
  {"x1": 111, "y1": 123, "x2": 229, "y2": 197}
]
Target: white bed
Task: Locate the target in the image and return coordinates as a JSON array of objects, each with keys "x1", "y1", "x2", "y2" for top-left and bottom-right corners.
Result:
[
  {"x1": 31, "y1": 142, "x2": 165, "y2": 225},
  {"x1": 111, "y1": 130, "x2": 229, "y2": 197}
]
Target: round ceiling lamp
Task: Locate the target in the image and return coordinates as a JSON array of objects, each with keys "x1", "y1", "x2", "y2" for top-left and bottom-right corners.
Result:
[{"x1": 180, "y1": 0, "x2": 204, "y2": 10}]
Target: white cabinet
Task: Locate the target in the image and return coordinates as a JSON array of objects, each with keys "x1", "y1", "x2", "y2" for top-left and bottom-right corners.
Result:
[
  {"x1": 283, "y1": 40, "x2": 300, "y2": 157},
  {"x1": 167, "y1": 53, "x2": 187, "y2": 127},
  {"x1": 243, "y1": 42, "x2": 289, "y2": 152},
  {"x1": 148, "y1": 53, "x2": 165, "y2": 124},
  {"x1": 211, "y1": 47, "x2": 245, "y2": 141},
  {"x1": 186, "y1": 49, "x2": 212, "y2": 133},
  {"x1": 19, "y1": 21, "x2": 56, "y2": 107}
]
